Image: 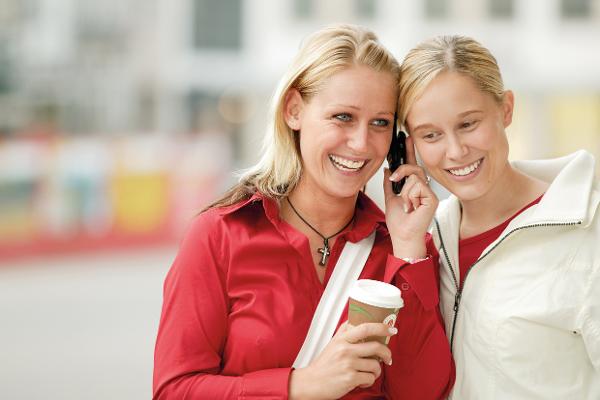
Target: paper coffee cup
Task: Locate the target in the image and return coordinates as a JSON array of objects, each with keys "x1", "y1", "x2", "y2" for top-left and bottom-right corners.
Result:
[{"x1": 348, "y1": 279, "x2": 404, "y2": 344}]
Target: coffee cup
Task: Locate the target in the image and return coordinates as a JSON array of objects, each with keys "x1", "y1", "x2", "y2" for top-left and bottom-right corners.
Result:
[{"x1": 348, "y1": 279, "x2": 404, "y2": 344}]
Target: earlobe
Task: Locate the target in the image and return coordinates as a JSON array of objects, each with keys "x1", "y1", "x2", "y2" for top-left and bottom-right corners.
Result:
[
  {"x1": 283, "y1": 89, "x2": 303, "y2": 131},
  {"x1": 502, "y1": 90, "x2": 515, "y2": 127}
]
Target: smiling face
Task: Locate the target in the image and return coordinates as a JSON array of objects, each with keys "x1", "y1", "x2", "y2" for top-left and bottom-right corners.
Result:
[
  {"x1": 405, "y1": 71, "x2": 514, "y2": 202},
  {"x1": 285, "y1": 65, "x2": 397, "y2": 201}
]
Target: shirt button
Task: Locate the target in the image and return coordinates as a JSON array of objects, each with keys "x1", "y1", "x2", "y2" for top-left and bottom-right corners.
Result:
[{"x1": 400, "y1": 283, "x2": 410, "y2": 291}]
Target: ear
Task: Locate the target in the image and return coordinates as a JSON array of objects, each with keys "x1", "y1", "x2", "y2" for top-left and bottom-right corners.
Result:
[
  {"x1": 501, "y1": 90, "x2": 515, "y2": 128},
  {"x1": 283, "y1": 88, "x2": 304, "y2": 131}
]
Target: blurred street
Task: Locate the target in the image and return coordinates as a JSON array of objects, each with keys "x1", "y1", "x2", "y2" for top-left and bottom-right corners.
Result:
[{"x1": 0, "y1": 246, "x2": 177, "y2": 400}]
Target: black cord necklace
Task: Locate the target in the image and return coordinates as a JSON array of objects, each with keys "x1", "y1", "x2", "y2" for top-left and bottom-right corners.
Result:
[{"x1": 286, "y1": 197, "x2": 354, "y2": 267}]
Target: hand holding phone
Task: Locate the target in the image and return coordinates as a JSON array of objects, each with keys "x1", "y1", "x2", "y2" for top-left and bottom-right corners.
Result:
[{"x1": 386, "y1": 117, "x2": 407, "y2": 194}]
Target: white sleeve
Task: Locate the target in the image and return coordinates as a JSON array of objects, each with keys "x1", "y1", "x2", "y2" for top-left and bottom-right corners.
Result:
[{"x1": 581, "y1": 261, "x2": 600, "y2": 371}]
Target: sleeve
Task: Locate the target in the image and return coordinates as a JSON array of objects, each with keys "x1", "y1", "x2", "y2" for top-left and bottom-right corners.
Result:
[
  {"x1": 152, "y1": 213, "x2": 292, "y2": 399},
  {"x1": 383, "y1": 234, "x2": 455, "y2": 399},
  {"x1": 581, "y1": 261, "x2": 600, "y2": 371}
]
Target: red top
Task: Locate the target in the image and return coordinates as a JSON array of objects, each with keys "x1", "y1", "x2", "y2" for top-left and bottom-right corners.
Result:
[
  {"x1": 153, "y1": 191, "x2": 454, "y2": 399},
  {"x1": 457, "y1": 195, "x2": 543, "y2": 288}
]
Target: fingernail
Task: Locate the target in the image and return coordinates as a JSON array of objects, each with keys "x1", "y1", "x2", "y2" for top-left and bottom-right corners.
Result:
[
  {"x1": 389, "y1": 327, "x2": 398, "y2": 335},
  {"x1": 388, "y1": 175, "x2": 395, "y2": 181},
  {"x1": 403, "y1": 205, "x2": 409, "y2": 213},
  {"x1": 388, "y1": 359, "x2": 393, "y2": 366}
]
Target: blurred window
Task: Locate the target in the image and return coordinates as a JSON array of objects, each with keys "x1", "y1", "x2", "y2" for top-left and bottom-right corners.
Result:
[
  {"x1": 425, "y1": 0, "x2": 449, "y2": 19},
  {"x1": 294, "y1": 0, "x2": 313, "y2": 19},
  {"x1": 489, "y1": 0, "x2": 514, "y2": 18},
  {"x1": 193, "y1": 0, "x2": 242, "y2": 49},
  {"x1": 549, "y1": 94, "x2": 600, "y2": 160},
  {"x1": 0, "y1": 41, "x2": 11, "y2": 94},
  {"x1": 355, "y1": 0, "x2": 376, "y2": 19},
  {"x1": 560, "y1": 0, "x2": 591, "y2": 18}
]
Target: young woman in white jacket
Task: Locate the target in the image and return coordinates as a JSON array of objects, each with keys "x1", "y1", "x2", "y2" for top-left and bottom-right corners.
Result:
[{"x1": 390, "y1": 35, "x2": 600, "y2": 399}]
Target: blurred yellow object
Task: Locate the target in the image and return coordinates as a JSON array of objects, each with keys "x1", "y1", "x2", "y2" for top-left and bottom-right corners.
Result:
[
  {"x1": 0, "y1": 210, "x2": 36, "y2": 241},
  {"x1": 110, "y1": 173, "x2": 170, "y2": 234},
  {"x1": 550, "y1": 95, "x2": 600, "y2": 164},
  {"x1": 0, "y1": 181, "x2": 37, "y2": 242}
]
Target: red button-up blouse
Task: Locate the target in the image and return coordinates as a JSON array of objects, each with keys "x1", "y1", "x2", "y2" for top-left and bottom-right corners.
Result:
[{"x1": 153, "y1": 192, "x2": 454, "y2": 399}]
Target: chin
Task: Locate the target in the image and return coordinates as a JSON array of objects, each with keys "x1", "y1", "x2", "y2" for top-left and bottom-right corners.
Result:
[
  {"x1": 448, "y1": 185, "x2": 488, "y2": 202},
  {"x1": 324, "y1": 183, "x2": 364, "y2": 200}
]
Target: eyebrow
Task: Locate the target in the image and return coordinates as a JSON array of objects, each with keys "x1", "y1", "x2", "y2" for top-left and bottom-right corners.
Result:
[
  {"x1": 410, "y1": 123, "x2": 436, "y2": 133},
  {"x1": 458, "y1": 109, "x2": 483, "y2": 117},
  {"x1": 410, "y1": 109, "x2": 484, "y2": 132},
  {"x1": 330, "y1": 104, "x2": 360, "y2": 110},
  {"x1": 329, "y1": 104, "x2": 395, "y2": 117}
]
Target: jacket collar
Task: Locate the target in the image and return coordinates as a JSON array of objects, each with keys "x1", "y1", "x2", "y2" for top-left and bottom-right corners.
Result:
[
  {"x1": 512, "y1": 150, "x2": 597, "y2": 226},
  {"x1": 433, "y1": 150, "x2": 598, "y2": 264}
]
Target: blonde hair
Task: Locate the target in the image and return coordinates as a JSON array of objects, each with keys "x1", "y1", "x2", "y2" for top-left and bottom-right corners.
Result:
[
  {"x1": 398, "y1": 35, "x2": 504, "y2": 129},
  {"x1": 207, "y1": 24, "x2": 400, "y2": 210}
]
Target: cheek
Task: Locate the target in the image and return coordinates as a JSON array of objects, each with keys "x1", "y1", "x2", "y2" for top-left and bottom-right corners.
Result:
[
  {"x1": 414, "y1": 142, "x2": 443, "y2": 170},
  {"x1": 376, "y1": 136, "x2": 392, "y2": 158}
]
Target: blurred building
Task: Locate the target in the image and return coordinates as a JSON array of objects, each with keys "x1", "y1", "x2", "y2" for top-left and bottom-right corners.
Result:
[
  {"x1": 1, "y1": 0, "x2": 600, "y2": 258},
  {"x1": 2, "y1": 0, "x2": 599, "y2": 158}
]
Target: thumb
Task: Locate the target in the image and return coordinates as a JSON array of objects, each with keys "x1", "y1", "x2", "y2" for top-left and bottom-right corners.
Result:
[{"x1": 383, "y1": 168, "x2": 394, "y2": 203}]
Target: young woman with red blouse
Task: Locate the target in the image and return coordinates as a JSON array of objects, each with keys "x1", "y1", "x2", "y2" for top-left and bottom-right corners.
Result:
[{"x1": 153, "y1": 24, "x2": 454, "y2": 399}]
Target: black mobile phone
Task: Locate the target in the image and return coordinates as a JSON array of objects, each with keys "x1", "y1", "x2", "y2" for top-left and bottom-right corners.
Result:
[{"x1": 386, "y1": 117, "x2": 407, "y2": 195}]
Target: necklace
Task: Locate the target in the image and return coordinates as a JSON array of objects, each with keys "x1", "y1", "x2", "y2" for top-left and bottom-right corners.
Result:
[{"x1": 286, "y1": 197, "x2": 354, "y2": 267}]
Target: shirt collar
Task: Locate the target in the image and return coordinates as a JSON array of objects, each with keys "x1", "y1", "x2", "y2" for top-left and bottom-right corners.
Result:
[{"x1": 218, "y1": 190, "x2": 387, "y2": 242}]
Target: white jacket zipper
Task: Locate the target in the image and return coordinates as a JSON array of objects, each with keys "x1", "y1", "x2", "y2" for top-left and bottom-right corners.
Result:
[{"x1": 434, "y1": 219, "x2": 582, "y2": 352}]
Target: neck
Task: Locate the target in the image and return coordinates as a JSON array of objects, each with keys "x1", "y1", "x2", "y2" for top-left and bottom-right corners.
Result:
[
  {"x1": 284, "y1": 179, "x2": 356, "y2": 237},
  {"x1": 459, "y1": 164, "x2": 548, "y2": 238}
]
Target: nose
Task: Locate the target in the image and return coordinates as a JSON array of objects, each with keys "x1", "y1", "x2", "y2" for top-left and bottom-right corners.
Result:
[
  {"x1": 347, "y1": 123, "x2": 369, "y2": 153},
  {"x1": 446, "y1": 132, "x2": 468, "y2": 160}
]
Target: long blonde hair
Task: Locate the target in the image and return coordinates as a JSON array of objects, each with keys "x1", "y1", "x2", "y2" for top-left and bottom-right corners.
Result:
[
  {"x1": 398, "y1": 35, "x2": 504, "y2": 129},
  {"x1": 207, "y1": 24, "x2": 400, "y2": 210}
]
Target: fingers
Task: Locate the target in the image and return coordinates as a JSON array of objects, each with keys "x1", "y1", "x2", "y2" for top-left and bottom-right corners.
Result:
[
  {"x1": 402, "y1": 175, "x2": 420, "y2": 212},
  {"x1": 352, "y1": 340, "x2": 393, "y2": 365},
  {"x1": 355, "y1": 371, "x2": 378, "y2": 389},
  {"x1": 402, "y1": 175, "x2": 425, "y2": 212},
  {"x1": 405, "y1": 135, "x2": 417, "y2": 165},
  {"x1": 335, "y1": 322, "x2": 393, "y2": 364},
  {"x1": 335, "y1": 321, "x2": 351, "y2": 336},
  {"x1": 397, "y1": 174, "x2": 437, "y2": 213},
  {"x1": 389, "y1": 163, "x2": 428, "y2": 184},
  {"x1": 383, "y1": 168, "x2": 394, "y2": 202},
  {"x1": 343, "y1": 322, "x2": 397, "y2": 345},
  {"x1": 354, "y1": 356, "x2": 385, "y2": 375}
]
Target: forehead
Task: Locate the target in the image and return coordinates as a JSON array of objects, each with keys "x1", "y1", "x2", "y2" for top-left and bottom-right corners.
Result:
[
  {"x1": 407, "y1": 71, "x2": 493, "y2": 124},
  {"x1": 312, "y1": 65, "x2": 397, "y2": 108}
]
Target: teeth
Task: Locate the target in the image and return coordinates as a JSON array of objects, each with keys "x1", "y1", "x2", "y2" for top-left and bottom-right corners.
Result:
[
  {"x1": 448, "y1": 159, "x2": 482, "y2": 176},
  {"x1": 329, "y1": 155, "x2": 366, "y2": 170}
]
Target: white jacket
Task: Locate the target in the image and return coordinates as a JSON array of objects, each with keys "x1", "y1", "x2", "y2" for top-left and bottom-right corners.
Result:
[{"x1": 432, "y1": 150, "x2": 600, "y2": 399}]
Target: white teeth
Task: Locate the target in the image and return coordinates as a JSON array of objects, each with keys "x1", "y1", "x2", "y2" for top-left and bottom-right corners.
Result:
[
  {"x1": 448, "y1": 159, "x2": 482, "y2": 176},
  {"x1": 329, "y1": 155, "x2": 366, "y2": 171}
]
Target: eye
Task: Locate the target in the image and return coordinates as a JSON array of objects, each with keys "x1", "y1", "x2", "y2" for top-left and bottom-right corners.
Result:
[
  {"x1": 422, "y1": 131, "x2": 441, "y2": 142},
  {"x1": 333, "y1": 113, "x2": 352, "y2": 122},
  {"x1": 371, "y1": 118, "x2": 390, "y2": 127},
  {"x1": 459, "y1": 120, "x2": 478, "y2": 130}
]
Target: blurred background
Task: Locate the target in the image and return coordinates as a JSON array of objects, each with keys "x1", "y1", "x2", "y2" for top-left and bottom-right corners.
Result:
[{"x1": 0, "y1": 0, "x2": 599, "y2": 398}]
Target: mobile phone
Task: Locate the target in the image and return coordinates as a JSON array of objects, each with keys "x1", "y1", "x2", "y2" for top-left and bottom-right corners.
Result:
[{"x1": 386, "y1": 117, "x2": 406, "y2": 195}]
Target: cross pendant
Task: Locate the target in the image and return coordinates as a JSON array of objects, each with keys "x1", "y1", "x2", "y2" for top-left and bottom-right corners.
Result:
[{"x1": 317, "y1": 240, "x2": 331, "y2": 266}]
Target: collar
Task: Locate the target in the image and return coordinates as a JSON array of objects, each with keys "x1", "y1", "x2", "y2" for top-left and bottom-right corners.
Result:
[
  {"x1": 512, "y1": 150, "x2": 597, "y2": 226},
  {"x1": 218, "y1": 190, "x2": 387, "y2": 243},
  {"x1": 437, "y1": 150, "x2": 597, "y2": 229},
  {"x1": 433, "y1": 150, "x2": 599, "y2": 262}
]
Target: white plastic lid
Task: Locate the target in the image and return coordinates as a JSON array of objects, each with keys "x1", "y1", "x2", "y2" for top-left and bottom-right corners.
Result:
[{"x1": 349, "y1": 279, "x2": 404, "y2": 309}]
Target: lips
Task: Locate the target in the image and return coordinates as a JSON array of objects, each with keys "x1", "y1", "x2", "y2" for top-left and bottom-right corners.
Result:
[
  {"x1": 329, "y1": 154, "x2": 367, "y2": 171},
  {"x1": 446, "y1": 158, "x2": 483, "y2": 177}
]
